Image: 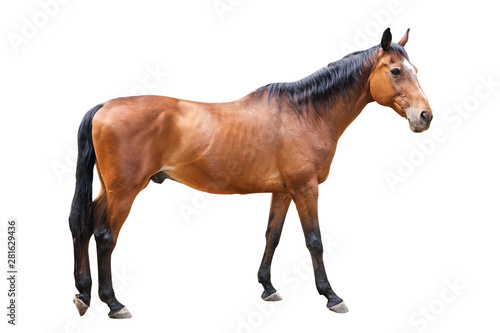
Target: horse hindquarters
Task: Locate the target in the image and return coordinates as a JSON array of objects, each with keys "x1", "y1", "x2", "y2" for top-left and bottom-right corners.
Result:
[{"x1": 89, "y1": 102, "x2": 162, "y2": 318}]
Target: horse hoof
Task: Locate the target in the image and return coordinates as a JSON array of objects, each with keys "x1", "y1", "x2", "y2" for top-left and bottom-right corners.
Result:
[
  {"x1": 262, "y1": 291, "x2": 283, "y2": 302},
  {"x1": 73, "y1": 296, "x2": 89, "y2": 316},
  {"x1": 328, "y1": 301, "x2": 349, "y2": 313},
  {"x1": 109, "y1": 306, "x2": 132, "y2": 319}
]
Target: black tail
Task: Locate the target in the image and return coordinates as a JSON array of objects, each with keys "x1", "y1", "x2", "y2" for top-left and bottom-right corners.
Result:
[{"x1": 69, "y1": 104, "x2": 104, "y2": 240}]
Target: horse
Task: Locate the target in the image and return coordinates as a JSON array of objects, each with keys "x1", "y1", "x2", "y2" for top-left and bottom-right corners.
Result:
[{"x1": 69, "y1": 28, "x2": 433, "y2": 318}]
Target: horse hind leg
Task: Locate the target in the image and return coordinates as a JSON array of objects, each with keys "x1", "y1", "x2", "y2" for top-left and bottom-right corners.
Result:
[
  {"x1": 71, "y1": 190, "x2": 106, "y2": 315},
  {"x1": 94, "y1": 176, "x2": 150, "y2": 319},
  {"x1": 72, "y1": 228, "x2": 93, "y2": 315}
]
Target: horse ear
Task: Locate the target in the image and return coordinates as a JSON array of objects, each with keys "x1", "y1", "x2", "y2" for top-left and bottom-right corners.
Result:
[
  {"x1": 381, "y1": 28, "x2": 392, "y2": 51},
  {"x1": 398, "y1": 28, "x2": 410, "y2": 47}
]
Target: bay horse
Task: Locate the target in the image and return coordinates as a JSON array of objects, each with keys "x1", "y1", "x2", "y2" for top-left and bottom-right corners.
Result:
[{"x1": 69, "y1": 28, "x2": 432, "y2": 318}]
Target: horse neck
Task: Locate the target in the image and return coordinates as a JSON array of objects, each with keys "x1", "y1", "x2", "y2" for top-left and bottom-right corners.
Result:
[{"x1": 323, "y1": 63, "x2": 375, "y2": 142}]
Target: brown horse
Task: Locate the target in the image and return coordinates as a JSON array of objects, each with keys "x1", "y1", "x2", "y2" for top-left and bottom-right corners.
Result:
[{"x1": 69, "y1": 28, "x2": 432, "y2": 318}]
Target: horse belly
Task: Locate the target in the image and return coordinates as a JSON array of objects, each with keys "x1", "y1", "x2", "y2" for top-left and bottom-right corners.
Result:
[{"x1": 161, "y1": 147, "x2": 285, "y2": 194}]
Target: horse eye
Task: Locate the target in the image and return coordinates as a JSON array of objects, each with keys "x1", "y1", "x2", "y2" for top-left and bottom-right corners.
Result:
[{"x1": 390, "y1": 68, "x2": 401, "y2": 76}]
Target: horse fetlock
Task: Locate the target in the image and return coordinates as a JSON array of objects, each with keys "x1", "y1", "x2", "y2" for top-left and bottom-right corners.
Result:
[
  {"x1": 98, "y1": 287, "x2": 117, "y2": 304},
  {"x1": 257, "y1": 269, "x2": 270, "y2": 284},
  {"x1": 75, "y1": 275, "x2": 92, "y2": 293}
]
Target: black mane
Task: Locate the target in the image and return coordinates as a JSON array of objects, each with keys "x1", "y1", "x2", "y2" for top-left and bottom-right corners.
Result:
[{"x1": 253, "y1": 43, "x2": 409, "y2": 116}]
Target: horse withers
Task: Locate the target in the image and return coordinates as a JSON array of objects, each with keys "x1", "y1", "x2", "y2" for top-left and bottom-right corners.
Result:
[{"x1": 69, "y1": 28, "x2": 432, "y2": 318}]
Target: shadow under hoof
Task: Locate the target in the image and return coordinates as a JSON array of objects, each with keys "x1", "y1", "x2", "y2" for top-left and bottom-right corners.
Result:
[
  {"x1": 109, "y1": 306, "x2": 133, "y2": 319},
  {"x1": 328, "y1": 301, "x2": 349, "y2": 314},
  {"x1": 73, "y1": 296, "x2": 89, "y2": 316},
  {"x1": 262, "y1": 291, "x2": 283, "y2": 302}
]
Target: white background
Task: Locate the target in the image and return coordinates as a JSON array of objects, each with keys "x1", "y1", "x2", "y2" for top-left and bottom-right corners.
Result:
[{"x1": 1, "y1": 0, "x2": 500, "y2": 332}]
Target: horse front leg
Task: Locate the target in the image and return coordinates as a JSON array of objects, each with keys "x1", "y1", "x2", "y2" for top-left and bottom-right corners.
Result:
[{"x1": 290, "y1": 179, "x2": 348, "y2": 313}]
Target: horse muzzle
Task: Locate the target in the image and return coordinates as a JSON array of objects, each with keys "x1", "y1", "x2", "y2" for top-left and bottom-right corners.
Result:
[{"x1": 408, "y1": 110, "x2": 433, "y2": 133}]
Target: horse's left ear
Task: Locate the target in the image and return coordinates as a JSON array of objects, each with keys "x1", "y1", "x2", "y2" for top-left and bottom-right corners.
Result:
[
  {"x1": 398, "y1": 28, "x2": 410, "y2": 47},
  {"x1": 381, "y1": 28, "x2": 392, "y2": 51}
]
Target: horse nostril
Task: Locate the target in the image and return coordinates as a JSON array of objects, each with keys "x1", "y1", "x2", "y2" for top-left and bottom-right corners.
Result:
[{"x1": 420, "y1": 111, "x2": 432, "y2": 123}]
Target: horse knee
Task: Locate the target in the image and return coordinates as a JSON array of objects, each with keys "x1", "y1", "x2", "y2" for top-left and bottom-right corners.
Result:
[{"x1": 305, "y1": 233, "x2": 323, "y2": 255}]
